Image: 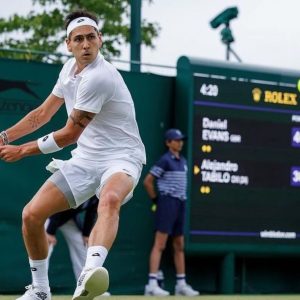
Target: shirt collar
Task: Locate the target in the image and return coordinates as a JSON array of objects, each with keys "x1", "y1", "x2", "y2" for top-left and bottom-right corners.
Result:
[
  {"x1": 69, "y1": 52, "x2": 103, "y2": 78},
  {"x1": 168, "y1": 150, "x2": 180, "y2": 160}
]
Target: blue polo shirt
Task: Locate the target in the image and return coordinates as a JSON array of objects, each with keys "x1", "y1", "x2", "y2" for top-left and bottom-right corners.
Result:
[{"x1": 150, "y1": 150, "x2": 188, "y2": 200}]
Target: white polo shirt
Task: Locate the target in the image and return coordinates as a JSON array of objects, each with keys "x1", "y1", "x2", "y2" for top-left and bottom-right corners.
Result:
[{"x1": 52, "y1": 53, "x2": 146, "y2": 164}]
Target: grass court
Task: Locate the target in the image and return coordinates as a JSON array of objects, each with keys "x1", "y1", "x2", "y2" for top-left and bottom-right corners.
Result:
[{"x1": 2, "y1": 295, "x2": 300, "y2": 300}]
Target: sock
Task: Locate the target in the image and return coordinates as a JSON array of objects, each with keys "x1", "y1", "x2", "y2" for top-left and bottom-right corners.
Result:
[
  {"x1": 29, "y1": 258, "x2": 49, "y2": 289},
  {"x1": 157, "y1": 270, "x2": 165, "y2": 288},
  {"x1": 176, "y1": 273, "x2": 187, "y2": 286},
  {"x1": 84, "y1": 246, "x2": 108, "y2": 270},
  {"x1": 148, "y1": 273, "x2": 158, "y2": 286}
]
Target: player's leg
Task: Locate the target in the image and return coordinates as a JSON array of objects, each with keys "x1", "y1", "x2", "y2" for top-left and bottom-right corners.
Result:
[
  {"x1": 89, "y1": 172, "x2": 133, "y2": 249},
  {"x1": 72, "y1": 172, "x2": 133, "y2": 300},
  {"x1": 17, "y1": 173, "x2": 71, "y2": 300},
  {"x1": 172, "y1": 201, "x2": 199, "y2": 296},
  {"x1": 149, "y1": 231, "x2": 168, "y2": 274},
  {"x1": 61, "y1": 221, "x2": 112, "y2": 296},
  {"x1": 72, "y1": 158, "x2": 142, "y2": 300},
  {"x1": 172, "y1": 199, "x2": 186, "y2": 276},
  {"x1": 88, "y1": 160, "x2": 142, "y2": 252},
  {"x1": 173, "y1": 237, "x2": 199, "y2": 296},
  {"x1": 22, "y1": 180, "x2": 70, "y2": 259},
  {"x1": 145, "y1": 195, "x2": 180, "y2": 296},
  {"x1": 173, "y1": 234, "x2": 185, "y2": 274},
  {"x1": 144, "y1": 232, "x2": 170, "y2": 296}
]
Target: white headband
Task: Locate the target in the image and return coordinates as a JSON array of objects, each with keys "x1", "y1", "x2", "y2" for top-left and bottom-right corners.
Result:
[{"x1": 66, "y1": 17, "x2": 98, "y2": 37}]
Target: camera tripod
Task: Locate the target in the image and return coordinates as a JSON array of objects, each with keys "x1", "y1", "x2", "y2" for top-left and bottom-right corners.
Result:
[{"x1": 221, "y1": 23, "x2": 242, "y2": 62}]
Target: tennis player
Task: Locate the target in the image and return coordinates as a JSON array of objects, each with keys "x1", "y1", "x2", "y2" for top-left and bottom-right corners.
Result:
[{"x1": 0, "y1": 9, "x2": 145, "y2": 300}]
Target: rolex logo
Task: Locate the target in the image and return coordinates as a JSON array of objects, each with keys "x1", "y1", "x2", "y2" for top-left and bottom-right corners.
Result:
[{"x1": 252, "y1": 88, "x2": 262, "y2": 102}]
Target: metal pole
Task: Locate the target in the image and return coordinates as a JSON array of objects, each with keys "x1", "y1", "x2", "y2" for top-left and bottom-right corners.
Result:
[
  {"x1": 130, "y1": 0, "x2": 141, "y2": 72},
  {"x1": 226, "y1": 44, "x2": 230, "y2": 61},
  {"x1": 220, "y1": 252, "x2": 235, "y2": 294}
]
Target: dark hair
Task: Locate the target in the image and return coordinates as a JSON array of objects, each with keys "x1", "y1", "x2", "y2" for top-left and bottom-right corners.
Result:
[{"x1": 64, "y1": 9, "x2": 98, "y2": 30}]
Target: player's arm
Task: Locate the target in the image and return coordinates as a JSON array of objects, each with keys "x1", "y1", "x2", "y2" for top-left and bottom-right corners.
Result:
[
  {"x1": 143, "y1": 173, "x2": 158, "y2": 203},
  {"x1": 2, "y1": 93, "x2": 64, "y2": 144},
  {"x1": 0, "y1": 107, "x2": 95, "y2": 162},
  {"x1": 53, "y1": 108, "x2": 95, "y2": 147}
]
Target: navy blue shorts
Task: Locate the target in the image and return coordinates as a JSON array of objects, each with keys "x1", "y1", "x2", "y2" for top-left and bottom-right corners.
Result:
[{"x1": 155, "y1": 195, "x2": 186, "y2": 236}]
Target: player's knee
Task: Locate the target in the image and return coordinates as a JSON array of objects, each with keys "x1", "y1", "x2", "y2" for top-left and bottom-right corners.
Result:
[
  {"x1": 154, "y1": 239, "x2": 167, "y2": 252},
  {"x1": 22, "y1": 205, "x2": 44, "y2": 228},
  {"x1": 99, "y1": 191, "x2": 122, "y2": 213},
  {"x1": 173, "y1": 241, "x2": 184, "y2": 253},
  {"x1": 155, "y1": 242, "x2": 166, "y2": 252}
]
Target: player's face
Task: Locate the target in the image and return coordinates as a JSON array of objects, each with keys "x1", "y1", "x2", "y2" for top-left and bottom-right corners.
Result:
[
  {"x1": 66, "y1": 25, "x2": 102, "y2": 70},
  {"x1": 167, "y1": 139, "x2": 184, "y2": 153}
]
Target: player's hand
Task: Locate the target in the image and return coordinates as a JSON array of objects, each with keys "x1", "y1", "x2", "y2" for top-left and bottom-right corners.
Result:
[
  {"x1": 46, "y1": 233, "x2": 57, "y2": 245},
  {"x1": 0, "y1": 145, "x2": 23, "y2": 162}
]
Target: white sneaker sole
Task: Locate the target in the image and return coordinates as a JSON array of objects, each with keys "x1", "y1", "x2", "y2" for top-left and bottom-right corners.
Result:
[
  {"x1": 144, "y1": 290, "x2": 170, "y2": 296},
  {"x1": 175, "y1": 292, "x2": 200, "y2": 296},
  {"x1": 72, "y1": 267, "x2": 109, "y2": 300},
  {"x1": 145, "y1": 292, "x2": 169, "y2": 296}
]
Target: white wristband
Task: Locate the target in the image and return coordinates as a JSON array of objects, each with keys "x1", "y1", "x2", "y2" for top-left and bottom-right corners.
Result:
[{"x1": 37, "y1": 132, "x2": 62, "y2": 154}]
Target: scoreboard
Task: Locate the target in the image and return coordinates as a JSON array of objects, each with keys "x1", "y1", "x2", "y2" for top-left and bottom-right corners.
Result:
[{"x1": 176, "y1": 57, "x2": 300, "y2": 254}]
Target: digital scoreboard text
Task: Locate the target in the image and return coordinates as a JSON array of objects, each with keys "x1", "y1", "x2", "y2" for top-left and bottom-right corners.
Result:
[{"x1": 189, "y1": 73, "x2": 300, "y2": 247}]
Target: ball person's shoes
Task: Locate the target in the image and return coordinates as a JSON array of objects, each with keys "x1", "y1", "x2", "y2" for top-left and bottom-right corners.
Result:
[
  {"x1": 144, "y1": 284, "x2": 170, "y2": 296},
  {"x1": 175, "y1": 283, "x2": 200, "y2": 296},
  {"x1": 16, "y1": 285, "x2": 51, "y2": 300},
  {"x1": 72, "y1": 267, "x2": 109, "y2": 300}
]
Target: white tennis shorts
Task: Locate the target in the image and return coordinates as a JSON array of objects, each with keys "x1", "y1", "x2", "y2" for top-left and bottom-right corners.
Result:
[{"x1": 46, "y1": 156, "x2": 142, "y2": 208}]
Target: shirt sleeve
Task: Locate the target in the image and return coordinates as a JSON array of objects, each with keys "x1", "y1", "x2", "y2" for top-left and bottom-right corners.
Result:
[
  {"x1": 74, "y1": 72, "x2": 114, "y2": 114},
  {"x1": 51, "y1": 64, "x2": 65, "y2": 99},
  {"x1": 52, "y1": 76, "x2": 63, "y2": 98},
  {"x1": 149, "y1": 156, "x2": 167, "y2": 178}
]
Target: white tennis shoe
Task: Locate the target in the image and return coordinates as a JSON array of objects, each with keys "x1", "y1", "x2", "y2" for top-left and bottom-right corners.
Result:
[
  {"x1": 72, "y1": 267, "x2": 109, "y2": 300},
  {"x1": 175, "y1": 283, "x2": 200, "y2": 296},
  {"x1": 144, "y1": 284, "x2": 170, "y2": 296},
  {"x1": 93, "y1": 291, "x2": 111, "y2": 299},
  {"x1": 16, "y1": 285, "x2": 51, "y2": 300}
]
